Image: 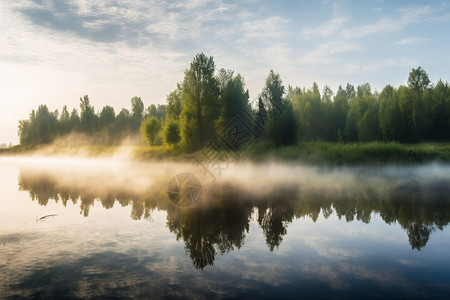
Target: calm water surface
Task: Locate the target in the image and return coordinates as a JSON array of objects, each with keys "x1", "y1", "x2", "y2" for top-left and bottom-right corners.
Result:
[{"x1": 1, "y1": 156, "x2": 450, "y2": 299}]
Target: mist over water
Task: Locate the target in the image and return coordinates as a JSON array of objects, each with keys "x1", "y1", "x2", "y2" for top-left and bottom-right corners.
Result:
[{"x1": 1, "y1": 155, "x2": 450, "y2": 299}]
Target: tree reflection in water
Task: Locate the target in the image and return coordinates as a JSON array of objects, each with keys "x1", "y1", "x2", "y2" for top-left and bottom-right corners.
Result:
[{"x1": 18, "y1": 168, "x2": 450, "y2": 268}]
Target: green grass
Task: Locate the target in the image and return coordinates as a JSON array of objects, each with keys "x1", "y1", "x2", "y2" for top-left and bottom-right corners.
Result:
[{"x1": 241, "y1": 141, "x2": 450, "y2": 165}]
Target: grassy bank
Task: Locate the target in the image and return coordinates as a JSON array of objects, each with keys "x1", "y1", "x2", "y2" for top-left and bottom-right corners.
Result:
[
  {"x1": 241, "y1": 142, "x2": 450, "y2": 165},
  {"x1": 3, "y1": 141, "x2": 450, "y2": 165}
]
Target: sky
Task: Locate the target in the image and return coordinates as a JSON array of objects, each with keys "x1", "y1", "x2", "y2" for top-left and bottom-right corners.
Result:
[{"x1": 1, "y1": 0, "x2": 450, "y2": 145}]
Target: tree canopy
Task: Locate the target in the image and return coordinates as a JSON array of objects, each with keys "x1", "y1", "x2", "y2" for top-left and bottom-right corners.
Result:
[{"x1": 17, "y1": 54, "x2": 450, "y2": 149}]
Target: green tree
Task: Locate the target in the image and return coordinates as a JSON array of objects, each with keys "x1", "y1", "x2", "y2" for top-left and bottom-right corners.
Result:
[
  {"x1": 406, "y1": 67, "x2": 432, "y2": 141},
  {"x1": 285, "y1": 85, "x2": 302, "y2": 103},
  {"x1": 408, "y1": 66, "x2": 431, "y2": 92},
  {"x1": 59, "y1": 105, "x2": 71, "y2": 135},
  {"x1": 146, "y1": 104, "x2": 157, "y2": 118},
  {"x1": 331, "y1": 85, "x2": 350, "y2": 142},
  {"x1": 69, "y1": 108, "x2": 80, "y2": 131},
  {"x1": 292, "y1": 83, "x2": 323, "y2": 141},
  {"x1": 115, "y1": 108, "x2": 131, "y2": 137},
  {"x1": 180, "y1": 53, "x2": 220, "y2": 151},
  {"x1": 345, "y1": 83, "x2": 379, "y2": 142},
  {"x1": 163, "y1": 119, "x2": 181, "y2": 145},
  {"x1": 255, "y1": 97, "x2": 268, "y2": 139},
  {"x1": 322, "y1": 85, "x2": 333, "y2": 103},
  {"x1": 357, "y1": 82, "x2": 372, "y2": 98},
  {"x1": 346, "y1": 83, "x2": 356, "y2": 100},
  {"x1": 18, "y1": 119, "x2": 31, "y2": 145},
  {"x1": 166, "y1": 84, "x2": 182, "y2": 120},
  {"x1": 99, "y1": 105, "x2": 115, "y2": 139},
  {"x1": 357, "y1": 97, "x2": 379, "y2": 141},
  {"x1": 156, "y1": 104, "x2": 166, "y2": 119},
  {"x1": 260, "y1": 70, "x2": 297, "y2": 145},
  {"x1": 131, "y1": 97, "x2": 144, "y2": 131},
  {"x1": 141, "y1": 117, "x2": 162, "y2": 145},
  {"x1": 216, "y1": 69, "x2": 251, "y2": 136},
  {"x1": 379, "y1": 85, "x2": 402, "y2": 141},
  {"x1": 18, "y1": 105, "x2": 58, "y2": 145},
  {"x1": 79, "y1": 95, "x2": 97, "y2": 133},
  {"x1": 431, "y1": 80, "x2": 450, "y2": 140},
  {"x1": 99, "y1": 106, "x2": 115, "y2": 127},
  {"x1": 397, "y1": 85, "x2": 416, "y2": 142}
]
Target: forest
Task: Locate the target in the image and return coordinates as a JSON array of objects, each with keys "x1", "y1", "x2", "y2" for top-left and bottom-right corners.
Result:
[{"x1": 17, "y1": 53, "x2": 450, "y2": 153}]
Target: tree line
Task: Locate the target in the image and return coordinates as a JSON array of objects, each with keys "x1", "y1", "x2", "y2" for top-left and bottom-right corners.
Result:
[
  {"x1": 18, "y1": 52, "x2": 450, "y2": 149},
  {"x1": 18, "y1": 95, "x2": 166, "y2": 145}
]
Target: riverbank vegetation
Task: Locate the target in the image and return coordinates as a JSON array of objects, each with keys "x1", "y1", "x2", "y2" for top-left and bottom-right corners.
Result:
[{"x1": 10, "y1": 53, "x2": 450, "y2": 163}]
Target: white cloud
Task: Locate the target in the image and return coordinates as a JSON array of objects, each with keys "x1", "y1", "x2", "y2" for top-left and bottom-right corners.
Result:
[
  {"x1": 341, "y1": 5, "x2": 432, "y2": 39},
  {"x1": 339, "y1": 57, "x2": 418, "y2": 74},
  {"x1": 241, "y1": 16, "x2": 291, "y2": 40},
  {"x1": 301, "y1": 41, "x2": 362, "y2": 65},
  {"x1": 397, "y1": 37, "x2": 428, "y2": 45},
  {"x1": 301, "y1": 16, "x2": 349, "y2": 38},
  {"x1": 146, "y1": 13, "x2": 181, "y2": 41}
]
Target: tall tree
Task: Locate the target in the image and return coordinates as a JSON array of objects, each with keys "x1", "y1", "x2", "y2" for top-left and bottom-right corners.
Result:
[
  {"x1": 407, "y1": 67, "x2": 432, "y2": 140},
  {"x1": 261, "y1": 70, "x2": 297, "y2": 145},
  {"x1": 408, "y1": 66, "x2": 431, "y2": 92},
  {"x1": 216, "y1": 69, "x2": 251, "y2": 135},
  {"x1": 432, "y1": 80, "x2": 450, "y2": 140},
  {"x1": 69, "y1": 108, "x2": 80, "y2": 131},
  {"x1": 99, "y1": 105, "x2": 115, "y2": 137},
  {"x1": 131, "y1": 96, "x2": 144, "y2": 131},
  {"x1": 379, "y1": 85, "x2": 402, "y2": 141},
  {"x1": 79, "y1": 95, "x2": 97, "y2": 133},
  {"x1": 115, "y1": 108, "x2": 131, "y2": 137},
  {"x1": 166, "y1": 84, "x2": 182, "y2": 121},
  {"x1": 59, "y1": 105, "x2": 71, "y2": 135},
  {"x1": 331, "y1": 85, "x2": 350, "y2": 142},
  {"x1": 292, "y1": 84, "x2": 323, "y2": 141},
  {"x1": 180, "y1": 53, "x2": 220, "y2": 151},
  {"x1": 140, "y1": 117, "x2": 162, "y2": 145}
]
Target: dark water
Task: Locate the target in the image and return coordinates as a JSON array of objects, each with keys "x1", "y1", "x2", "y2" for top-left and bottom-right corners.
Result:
[{"x1": 1, "y1": 156, "x2": 450, "y2": 299}]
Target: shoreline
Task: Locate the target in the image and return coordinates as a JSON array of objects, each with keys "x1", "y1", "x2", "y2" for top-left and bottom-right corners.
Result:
[{"x1": 2, "y1": 142, "x2": 450, "y2": 166}]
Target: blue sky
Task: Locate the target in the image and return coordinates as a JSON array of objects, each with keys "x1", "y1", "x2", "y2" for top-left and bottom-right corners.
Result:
[{"x1": 1, "y1": 0, "x2": 450, "y2": 144}]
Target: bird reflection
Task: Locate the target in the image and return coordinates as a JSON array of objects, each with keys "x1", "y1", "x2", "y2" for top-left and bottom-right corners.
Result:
[{"x1": 17, "y1": 168, "x2": 450, "y2": 268}]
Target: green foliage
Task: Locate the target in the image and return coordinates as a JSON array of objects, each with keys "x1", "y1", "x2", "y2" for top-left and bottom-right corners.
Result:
[
  {"x1": 261, "y1": 70, "x2": 298, "y2": 145},
  {"x1": 18, "y1": 105, "x2": 58, "y2": 145},
  {"x1": 163, "y1": 120, "x2": 181, "y2": 145},
  {"x1": 215, "y1": 69, "x2": 251, "y2": 135},
  {"x1": 145, "y1": 104, "x2": 166, "y2": 120},
  {"x1": 180, "y1": 53, "x2": 220, "y2": 151},
  {"x1": 379, "y1": 85, "x2": 401, "y2": 141},
  {"x1": 59, "y1": 105, "x2": 71, "y2": 135},
  {"x1": 79, "y1": 95, "x2": 97, "y2": 133},
  {"x1": 140, "y1": 117, "x2": 162, "y2": 145},
  {"x1": 242, "y1": 141, "x2": 450, "y2": 165},
  {"x1": 345, "y1": 83, "x2": 378, "y2": 142},
  {"x1": 131, "y1": 96, "x2": 144, "y2": 130},
  {"x1": 166, "y1": 84, "x2": 182, "y2": 120},
  {"x1": 15, "y1": 62, "x2": 450, "y2": 151},
  {"x1": 292, "y1": 84, "x2": 324, "y2": 141},
  {"x1": 408, "y1": 66, "x2": 431, "y2": 92}
]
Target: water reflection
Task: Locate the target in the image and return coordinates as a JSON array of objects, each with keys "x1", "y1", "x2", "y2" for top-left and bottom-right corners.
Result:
[{"x1": 16, "y1": 165, "x2": 450, "y2": 270}]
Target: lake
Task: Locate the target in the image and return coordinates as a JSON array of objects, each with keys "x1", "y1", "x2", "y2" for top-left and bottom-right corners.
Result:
[{"x1": 1, "y1": 156, "x2": 450, "y2": 299}]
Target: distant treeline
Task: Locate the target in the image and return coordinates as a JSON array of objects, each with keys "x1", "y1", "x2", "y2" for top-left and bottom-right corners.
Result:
[
  {"x1": 18, "y1": 96, "x2": 166, "y2": 145},
  {"x1": 18, "y1": 53, "x2": 450, "y2": 150}
]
